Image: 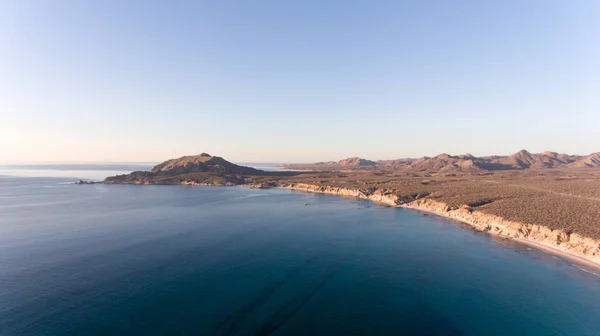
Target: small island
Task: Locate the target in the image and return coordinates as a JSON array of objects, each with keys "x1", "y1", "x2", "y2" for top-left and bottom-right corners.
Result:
[
  {"x1": 74, "y1": 180, "x2": 100, "y2": 185},
  {"x1": 104, "y1": 151, "x2": 600, "y2": 267}
]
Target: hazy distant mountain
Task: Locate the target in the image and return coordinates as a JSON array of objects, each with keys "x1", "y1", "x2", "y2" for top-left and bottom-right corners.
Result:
[
  {"x1": 313, "y1": 157, "x2": 377, "y2": 167},
  {"x1": 118, "y1": 151, "x2": 600, "y2": 180},
  {"x1": 569, "y1": 152, "x2": 600, "y2": 168},
  {"x1": 375, "y1": 158, "x2": 414, "y2": 170},
  {"x1": 378, "y1": 153, "x2": 481, "y2": 172},
  {"x1": 335, "y1": 157, "x2": 376, "y2": 167},
  {"x1": 297, "y1": 150, "x2": 599, "y2": 172},
  {"x1": 489, "y1": 150, "x2": 581, "y2": 169}
]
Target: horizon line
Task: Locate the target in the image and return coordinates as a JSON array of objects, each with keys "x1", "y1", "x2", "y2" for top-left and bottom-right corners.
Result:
[{"x1": 1, "y1": 148, "x2": 598, "y2": 166}]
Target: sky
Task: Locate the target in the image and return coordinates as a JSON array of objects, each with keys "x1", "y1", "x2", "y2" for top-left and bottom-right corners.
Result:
[{"x1": 1, "y1": 0, "x2": 599, "y2": 163}]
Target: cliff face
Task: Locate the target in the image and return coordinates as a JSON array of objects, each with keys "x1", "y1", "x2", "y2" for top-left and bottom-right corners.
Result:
[
  {"x1": 278, "y1": 183, "x2": 419, "y2": 206},
  {"x1": 279, "y1": 183, "x2": 600, "y2": 267},
  {"x1": 404, "y1": 199, "x2": 600, "y2": 266}
]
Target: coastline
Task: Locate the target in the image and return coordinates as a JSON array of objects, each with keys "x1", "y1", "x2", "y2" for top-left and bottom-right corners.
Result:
[
  {"x1": 275, "y1": 183, "x2": 600, "y2": 269},
  {"x1": 100, "y1": 178, "x2": 600, "y2": 269}
]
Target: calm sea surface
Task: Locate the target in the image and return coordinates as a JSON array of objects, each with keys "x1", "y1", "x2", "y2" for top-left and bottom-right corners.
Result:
[{"x1": 1, "y1": 166, "x2": 600, "y2": 335}]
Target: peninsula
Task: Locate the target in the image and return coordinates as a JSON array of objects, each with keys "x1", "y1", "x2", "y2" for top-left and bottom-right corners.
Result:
[{"x1": 105, "y1": 151, "x2": 600, "y2": 267}]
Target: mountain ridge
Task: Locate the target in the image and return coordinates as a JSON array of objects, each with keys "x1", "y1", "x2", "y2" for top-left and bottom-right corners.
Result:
[{"x1": 286, "y1": 150, "x2": 598, "y2": 171}]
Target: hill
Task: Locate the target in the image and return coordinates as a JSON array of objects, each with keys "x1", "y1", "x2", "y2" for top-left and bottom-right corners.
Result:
[
  {"x1": 378, "y1": 153, "x2": 482, "y2": 172},
  {"x1": 570, "y1": 153, "x2": 600, "y2": 168},
  {"x1": 149, "y1": 153, "x2": 262, "y2": 175},
  {"x1": 290, "y1": 157, "x2": 376, "y2": 170},
  {"x1": 329, "y1": 157, "x2": 377, "y2": 167},
  {"x1": 104, "y1": 153, "x2": 263, "y2": 184},
  {"x1": 489, "y1": 150, "x2": 581, "y2": 169}
]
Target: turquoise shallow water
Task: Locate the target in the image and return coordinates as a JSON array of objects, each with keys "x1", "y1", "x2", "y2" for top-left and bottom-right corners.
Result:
[{"x1": 1, "y1": 176, "x2": 600, "y2": 335}]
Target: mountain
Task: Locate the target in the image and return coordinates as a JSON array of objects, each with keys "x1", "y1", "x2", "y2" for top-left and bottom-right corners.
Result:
[
  {"x1": 331, "y1": 157, "x2": 377, "y2": 167},
  {"x1": 377, "y1": 153, "x2": 485, "y2": 172},
  {"x1": 306, "y1": 150, "x2": 598, "y2": 172},
  {"x1": 108, "y1": 151, "x2": 600, "y2": 184},
  {"x1": 570, "y1": 153, "x2": 600, "y2": 168},
  {"x1": 490, "y1": 150, "x2": 580, "y2": 169},
  {"x1": 104, "y1": 153, "x2": 262, "y2": 184},
  {"x1": 149, "y1": 153, "x2": 261, "y2": 175},
  {"x1": 375, "y1": 158, "x2": 413, "y2": 170},
  {"x1": 406, "y1": 153, "x2": 479, "y2": 171},
  {"x1": 308, "y1": 157, "x2": 377, "y2": 168}
]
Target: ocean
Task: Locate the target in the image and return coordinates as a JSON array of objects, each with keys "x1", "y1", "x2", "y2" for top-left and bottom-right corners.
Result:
[{"x1": 1, "y1": 166, "x2": 600, "y2": 335}]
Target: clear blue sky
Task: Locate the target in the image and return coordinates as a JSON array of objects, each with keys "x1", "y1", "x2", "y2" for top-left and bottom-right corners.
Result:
[{"x1": 1, "y1": 0, "x2": 599, "y2": 163}]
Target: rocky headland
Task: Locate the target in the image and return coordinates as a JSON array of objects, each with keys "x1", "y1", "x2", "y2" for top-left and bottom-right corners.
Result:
[{"x1": 104, "y1": 152, "x2": 600, "y2": 267}]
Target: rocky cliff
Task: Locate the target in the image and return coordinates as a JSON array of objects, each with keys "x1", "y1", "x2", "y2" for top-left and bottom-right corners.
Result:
[{"x1": 278, "y1": 183, "x2": 600, "y2": 267}]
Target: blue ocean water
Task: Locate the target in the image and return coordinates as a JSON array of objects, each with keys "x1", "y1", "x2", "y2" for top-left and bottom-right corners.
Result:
[
  {"x1": 0, "y1": 164, "x2": 153, "y2": 180},
  {"x1": 1, "y1": 172, "x2": 600, "y2": 335}
]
